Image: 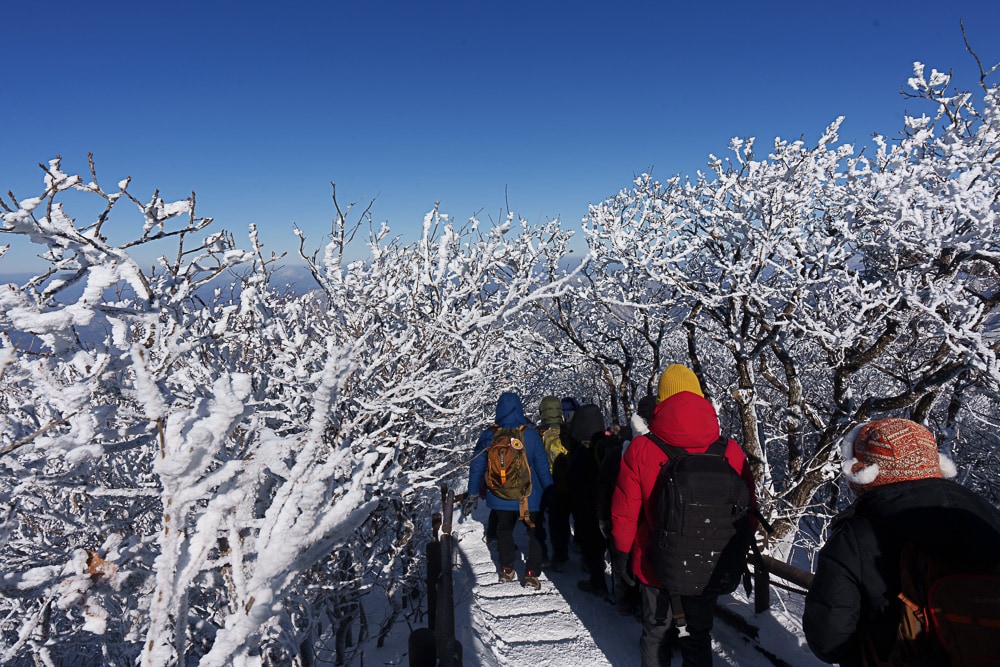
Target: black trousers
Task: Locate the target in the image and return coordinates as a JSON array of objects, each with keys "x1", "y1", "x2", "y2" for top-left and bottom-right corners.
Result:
[
  {"x1": 486, "y1": 509, "x2": 498, "y2": 540},
  {"x1": 575, "y1": 509, "x2": 607, "y2": 590},
  {"x1": 546, "y1": 490, "x2": 572, "y2": 562},
  {"x1": 495, "y1": 509, "x2": 543, "y2": 575},
  {"x1": 639, "y1": 583, "x2": 717, "y2": 667}
]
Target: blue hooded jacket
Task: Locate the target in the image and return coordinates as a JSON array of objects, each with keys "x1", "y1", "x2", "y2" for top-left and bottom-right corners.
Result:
[{"x1": 468, "y1": 392, "x2": 553, "y2": 512}]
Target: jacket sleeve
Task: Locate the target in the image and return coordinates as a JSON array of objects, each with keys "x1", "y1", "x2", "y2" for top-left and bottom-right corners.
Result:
[
  {"x1": 467, "y1": 429, "x2": 491, "y2": 498},
  {"x1": 803, "y1": 524, "x2": 864, "y2": 664},
  {"x1": 610, "y1": 437, "x2": 643, "y2": 554},
  {"x1": 596, "y1": 450, "x2": 620, "y2": 522}
]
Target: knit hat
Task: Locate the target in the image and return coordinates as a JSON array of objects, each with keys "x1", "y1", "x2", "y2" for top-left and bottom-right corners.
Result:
[
  {"x1": 656, "y1": 364, "x2": 703, "y2": 403},
  {"x1": 841, "y1": 418, "x2": 957, "y2": 493}
]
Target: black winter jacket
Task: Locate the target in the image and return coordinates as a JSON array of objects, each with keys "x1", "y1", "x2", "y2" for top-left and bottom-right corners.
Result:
[
  {"x1": 596, "y1": 440, "x2": 622, "y2": 525},
  {"x1": 803, "y1": 477, "x2": 1000, "y2": 666},
  {"x1": 566, "y1": 404, "x2": 607, "y2": 521}
]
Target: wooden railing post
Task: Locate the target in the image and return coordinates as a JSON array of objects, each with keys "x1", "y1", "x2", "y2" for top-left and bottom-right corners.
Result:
[
  {"x1": 436, "y1": 484, "x2": 462, "y2": 666},
  {"x1": 409, "y1": 483, "x2": 463, "y2": 666}
]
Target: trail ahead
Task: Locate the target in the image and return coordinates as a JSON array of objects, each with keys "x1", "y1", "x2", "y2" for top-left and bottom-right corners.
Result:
[{"x1": 447, "y1": 503, "x2": 826, "y2": 666}]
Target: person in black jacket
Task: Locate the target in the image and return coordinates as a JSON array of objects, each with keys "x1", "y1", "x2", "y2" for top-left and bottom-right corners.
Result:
[
  {"x1": 599, "y1": 395, "x2": 655, "y2": 616},
  {"x1": 567, "y1": 403, "x2": 611, "y2": 595},
  {"x1": 803, "y1": 418, "x2": 1000, "y2": 666}
]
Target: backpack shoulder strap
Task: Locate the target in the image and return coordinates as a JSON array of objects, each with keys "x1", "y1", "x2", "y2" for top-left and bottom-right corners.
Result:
[
  {"x1": 645, "y1": 431, "x2": 687, "y2": 462},
  {"x1": 705, "y1": 437, "x2": 728, "y2": 457}
]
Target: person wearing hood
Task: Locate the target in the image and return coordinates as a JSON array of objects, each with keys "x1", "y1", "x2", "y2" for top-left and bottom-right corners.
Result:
[
  {"x1": 567, "y1": 403, "x2": 613, "y2": 596},
  {"x1": 468, "y1": 392, "x2": 554, "y2": 590},
  {"x1": 538, "y1": 395, "x2": 573, "y2": 572},
  {"x1": 803, "y1": 418, "x2": 1000, "y2": 666},
  {"x1": 561, "y1": 396, "x2": 580, "y2": 424},
  {"x1": 600, "y1": 394, "x2": 656, "y2": 616},
  {"x1": 611, "y1": 365, "x2": 756, "y2": 667}
]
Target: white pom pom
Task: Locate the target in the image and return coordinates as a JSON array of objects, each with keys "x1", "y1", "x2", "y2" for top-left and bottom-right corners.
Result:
[
  {"x1": 843, "y1": 458, "x2": 879, "y2": 486},
  {"x1": 939, "y1": 453, "x2": 957, "y2": 479}
]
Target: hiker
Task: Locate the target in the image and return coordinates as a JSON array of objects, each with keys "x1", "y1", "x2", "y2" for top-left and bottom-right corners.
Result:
[
  {"x1": 567, "y1": 403, "x2": 612, "y2": 596},
  {"x1": 600, "y1": 395, "x2": 656, "y2": 616},
  {"x1": 561, "y1": 396, "x2": 580, "y2": 424},
  {"x1": 538, "y1": 395, "x2": 573, "y2": 572},
  {"x1": 468, "y1": 391, "x2": 554, "y2": 590},
  {"x1": 611, "y1": 365, "x2": 757, "y2": 667},
  {"x1": 803, "y1": 418, "x2": 1000, "y2": 666}
]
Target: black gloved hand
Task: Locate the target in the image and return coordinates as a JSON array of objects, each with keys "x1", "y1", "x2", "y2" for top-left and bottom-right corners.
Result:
[
  {"x1": 461, "y1": 495, "x2": 476, "y2": 517},
  {"x1": 612, "y1": 549, "x2": 635, "y2": 588}
]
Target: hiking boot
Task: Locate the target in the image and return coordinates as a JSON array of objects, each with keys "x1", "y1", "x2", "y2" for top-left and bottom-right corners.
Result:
[
  {"x1": 617, "y1": 599, "x2": 641, "y2": 619},
  {"x1": 498, "y1": 567, "x2": 516, "y2": 583},
  {"x1": 577, "y1": 579, "x2": 609, "y2": 597},
  {"x1": 524, "y1": 571, "x2": 541, "y2": 590}
]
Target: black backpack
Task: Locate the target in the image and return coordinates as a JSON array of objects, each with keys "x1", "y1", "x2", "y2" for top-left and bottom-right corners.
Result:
[{"x1": 646, "y1": 432, "x2": 753, "y2": 599}]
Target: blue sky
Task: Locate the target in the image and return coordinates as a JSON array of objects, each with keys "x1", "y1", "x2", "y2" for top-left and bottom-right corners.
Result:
[{"x1": 2, "y1": 1, "x2": 998, "y2": 272}]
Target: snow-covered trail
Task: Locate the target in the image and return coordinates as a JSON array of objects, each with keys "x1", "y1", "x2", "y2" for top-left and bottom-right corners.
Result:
[
  {"x1": 451, "y1": 504, "x2": 639, "y2": 665},
  {"x1": 450, "y1": 503, "x2": 825, "y2": 666}
]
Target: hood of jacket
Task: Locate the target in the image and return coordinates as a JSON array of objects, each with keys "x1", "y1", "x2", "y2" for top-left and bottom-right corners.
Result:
[
  {"x1": 648, "y1": 391, "x2": 720, "y2": 449},
  {"x1": 569, "y1": 403, "x2": 606, "y2": 445},
  {"x1": 538, "y1": 395, "x2": 563, "y2": 427},
  {"x1": 494, "y1": 392, "x2": 529, "y2": 428}
]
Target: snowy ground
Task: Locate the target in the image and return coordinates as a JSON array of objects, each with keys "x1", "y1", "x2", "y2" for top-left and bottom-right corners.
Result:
[{"x1": 367, "y1": 502, "x2": 828, "y2": 666}]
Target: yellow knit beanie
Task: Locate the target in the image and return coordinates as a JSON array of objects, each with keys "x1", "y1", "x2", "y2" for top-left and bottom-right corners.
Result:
[{"x1": 657, "y1": 364, "x2": 703, "y2": 402}]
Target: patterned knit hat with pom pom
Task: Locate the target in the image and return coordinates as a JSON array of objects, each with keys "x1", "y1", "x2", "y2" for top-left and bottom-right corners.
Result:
[{"x1": 841, "y1": 418, "x2": 957, "y2": 494}]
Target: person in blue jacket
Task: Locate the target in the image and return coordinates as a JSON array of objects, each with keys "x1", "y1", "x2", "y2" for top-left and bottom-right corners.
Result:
[{"x1": 468, "y1": 391, "x2": 554, "y2": 590}]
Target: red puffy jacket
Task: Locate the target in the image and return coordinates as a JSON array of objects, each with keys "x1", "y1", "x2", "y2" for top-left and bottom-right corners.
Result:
[{"x1": 611, "y1": 391, "x2": 756, "y2": 588}]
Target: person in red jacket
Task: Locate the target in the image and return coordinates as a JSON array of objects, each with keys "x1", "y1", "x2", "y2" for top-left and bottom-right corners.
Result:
[{"x1": 611, "y1": 365, "x2": 756, "y2": 667}]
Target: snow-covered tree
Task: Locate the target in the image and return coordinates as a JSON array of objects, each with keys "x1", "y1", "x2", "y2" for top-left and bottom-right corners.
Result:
[
  {"x1": 580, "y1": 60, "x2": 999, "y2": 548},
  {"x1": 0, "y1": 161, "x2": 578, "y2": 665},
  {"x1": 2, "y1": 53, "x2": 997, "y2": 666}
]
